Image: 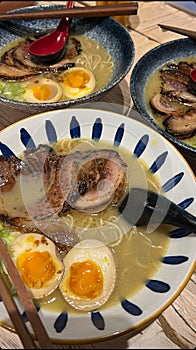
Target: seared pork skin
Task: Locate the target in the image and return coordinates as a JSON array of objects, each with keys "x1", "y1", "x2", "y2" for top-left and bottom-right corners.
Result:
[
  {"x1": 0, "y1": 37, "x2": 81, "y2": 81},
  {"x1": 163, "y1": 108, "x2": 196, "y2": 139},
  {"x1": 71, "y1": 149, "x2": 127, "y2": 213},
  {"x1": 0, "y1": 146, "x2": 127, "y2": 248},
  {"x1": 150, "y1": 93, "x2": 182, "y2": 116},
  {"x1": 0, "y1": 154, "x2": 31, "y2": 193},
  {"x1": 150, "y1": 61, "x2": 196, "y2": 139}
]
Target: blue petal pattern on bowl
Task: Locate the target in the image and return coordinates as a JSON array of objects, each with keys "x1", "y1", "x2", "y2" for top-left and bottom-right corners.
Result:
[
  {"x1": 0, "y1": 141, "x2": 14, "y2": 158},
  {"x1": 20, "y1": 128, "x2": 36, "y2": 148},
  {"x1": 146, "y1": 280, "x2": 170, "y2": 293},
  {"x1": 121, "y1": 300, "x2": 142, "y2": 316},
  {"x1": 91, "y1": 311, "x2": 105, "y2": 330},
  {"x1": 133, "y1": 134, "x2": 149, "y2": 157},
  {"x1": 162, "y1": 256, "x2": 189, "y2": 264},
  {"x1": 92, "y1": 118, "x2": 103, "y2": 141},
  {"x1": 149, "y1": 152, "x2": 168, "y2": 173},
  {"x1": 70, "y1": 116, "x2": 81, "y2": 138},
  {"x1": 162, "y1": 173, "x2": 184, "y2": 192},
  {"x1": 179, "y1": 197, "x2": 194, "y2": 209},
  {"x1": 114, "y1": 123, "x2": 124, "y2": 146},
  {"x1": 170, "y1": 228, "x2": 193, "y2": 238},
  {"x1": 45, "y1": 120, "x2": 57, "y2": 143},
  {"x1": 54, "y1": 312, "x2": 68, "y2": 333}
]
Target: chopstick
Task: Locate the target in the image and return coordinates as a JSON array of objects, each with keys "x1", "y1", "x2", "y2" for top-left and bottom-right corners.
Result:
[
  {"x1": 0, "y1": 273, "x2": 36, "y2": 349},
  {"x1": 0, "y1": 237, "x2": 55, "y2": 349},
  {"x1": 158, "y1": 24, "x2": 196, "y2": 40},
  {"x1": 0, "y1": 2, "x2": 138, "y2": 21}
]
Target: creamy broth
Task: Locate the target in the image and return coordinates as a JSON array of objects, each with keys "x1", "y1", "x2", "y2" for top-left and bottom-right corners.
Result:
[
  {"x1": 145, "y1": 57, "x2": 196, "y2": 148},
  {"x1": 28, "y1": 138, "x2": 170, "y2": 314},
  {"x1": 0, "y1": 138, "x2": 170, "y2": 313},
  {"x1": 0, "y1": 34, "x2": 113, "y2": 102}
]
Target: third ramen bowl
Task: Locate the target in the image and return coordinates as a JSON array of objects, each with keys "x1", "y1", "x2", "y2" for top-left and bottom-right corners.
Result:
[{"x1": 130, "y1": 38, "x2": 196, "y2": 166}]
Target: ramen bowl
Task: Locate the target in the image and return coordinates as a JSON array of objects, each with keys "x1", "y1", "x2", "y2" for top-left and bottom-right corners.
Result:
[
  {"x1": 130, "y1": 38, "x2": 196, "y2": 171},
  {"x1": 0, "y1": 3, "x2": 134, "y2": 120},
  {"x1": 0, "y1": 108, "x2": 195, "y2": 345}
]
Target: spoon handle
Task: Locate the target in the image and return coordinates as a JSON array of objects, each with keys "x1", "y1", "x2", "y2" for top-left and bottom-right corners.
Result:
[
  {"x1": 119, "y1": 188, "x2": 196, "y2": 233},
  {"x1": 144, "y1": 190, "x2": 196, "y2": 233},
  {"x1": 57, "y1": 1, "x2": 75, "y2": 31}
]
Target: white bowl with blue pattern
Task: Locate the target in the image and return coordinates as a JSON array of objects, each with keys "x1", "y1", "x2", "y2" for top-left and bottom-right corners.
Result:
[{"x1": 0, "y1": 108, "x2": 195, "y2": 344}]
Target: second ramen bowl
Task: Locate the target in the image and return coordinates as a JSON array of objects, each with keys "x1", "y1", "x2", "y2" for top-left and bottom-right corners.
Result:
[{"x1": 0, "y1": 3, "x2": 134, "y2": 121}]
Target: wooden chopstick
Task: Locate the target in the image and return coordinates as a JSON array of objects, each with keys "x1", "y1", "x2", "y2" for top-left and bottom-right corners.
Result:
[
  {"x1": 158, "y1": 24, "x2": 196, "y2": 40},
  {"x1": 0, "y1": 273, "x2": 36, "y2": 349},
  {"x1": 0, "y1": 237, "x2": 55, "y2": 349},
  {"x1": 0, "y1": 2, "x2": 138, "y2": 21}
]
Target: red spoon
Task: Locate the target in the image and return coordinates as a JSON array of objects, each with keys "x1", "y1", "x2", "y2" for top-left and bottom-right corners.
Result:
[{"x1": 28, "y1": 1, "x2": 75, "y2": 64}]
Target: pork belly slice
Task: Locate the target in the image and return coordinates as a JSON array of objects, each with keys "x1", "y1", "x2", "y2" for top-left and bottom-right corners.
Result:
[
  {"x1": 166, "y1": 61, "x2": 193, "y2": 75},
  {"x1": 24, "y1": 144, "x2": 58, "y2": 190},
  {"x1": 71, "y1": 149, "x2": 128, "y2": 213},
  {"x1": 0, "y1": 148, "x2": 128, "y2": 247},
  {"x1": 0, "y1": 61, "x2": 37, "y2": 80},
  {"x1": 0, "y1": 37, "x2": 81, "y2": 81},
  {"x1": 0, "y1": 156, "x2": 16, "y2": 193},
  {"x1": 160, "y1": 63, "x2": 196, "y2": 104},
  {"x1": 161, "y1": 68, "x2": 190, "y2": 87},
  {"x1": 11, "y1": 37, "x2": 80, "y2": 71},
  {"x1": 150, "y1": 93, "x2": 183, "y2": 115},
  {"x1": 163, "y1": 108, "x2": 196, "y2": 139},
  {"x1": 22, "y1": 151, "x2": 80, "y2": 220},
  {"x1": 0, "y1": 154, "x2": 31, "y2": 193},
  {"x1": 0, "y1": 147, "x2": 79, "y2": 220}
]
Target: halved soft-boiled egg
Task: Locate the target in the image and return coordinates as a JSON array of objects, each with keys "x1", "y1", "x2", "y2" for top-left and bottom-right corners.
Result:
[
  {"x1": 60, "y1": 239, "x2": 116, "y2": 311},
  {"x1": 10, "y1": 233, "x2": 64, "y2": 299},
  {"x1": 23, "y1": 78, "x2": 63, "y2": 103},
  {"x1": 60, "y1": 67, "x2": 96, "y2": 99}
]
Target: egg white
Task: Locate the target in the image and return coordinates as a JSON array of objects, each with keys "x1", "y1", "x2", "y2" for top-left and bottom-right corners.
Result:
[
  {"x1": 23, "y1": 78, "x2": 63, "y2": 103},
  {"x1": 60, "y1": 67, "x2": 96, "y2": 99},
  {"x1": 60, "y1": 239, "x2": 116, "y2": 311},
  {"x1": 10, "y1": 233, "x2": 64, "y2": 299}
]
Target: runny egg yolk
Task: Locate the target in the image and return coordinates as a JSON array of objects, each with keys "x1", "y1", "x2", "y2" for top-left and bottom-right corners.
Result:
[
  {"x1": 69, "y1": 259, "x2": 103, "y2": 299},
  {"x1": 65, "y1": 70, "x2": 90, "y2": 89},
  {"x1": 17, "y1": 251, "x2": 56, "y2": 289},
  {"x1": 60, "y1": 239, "x2": 116, "y2": 311},
  {"x1": 61, "y1": 67, "x2": 96, "y2": 99},
  {"x1": 23, "y1": 78, "x2": 63, "y2": 103},
  {"x1": 31, "y1": 85, "x2": 51, "y2": 101}
]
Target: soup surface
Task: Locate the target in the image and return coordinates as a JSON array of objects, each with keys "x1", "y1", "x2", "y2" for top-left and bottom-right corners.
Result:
[
  {"x1": 145, "y1": 57, "x2": 196, "y2": 148},
  {"x1": 0, "y1": 34, "x2": 113, "y2": 102},
  {"x1": 0, "y1": 138, "x2": 170, "y2": 313}
]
